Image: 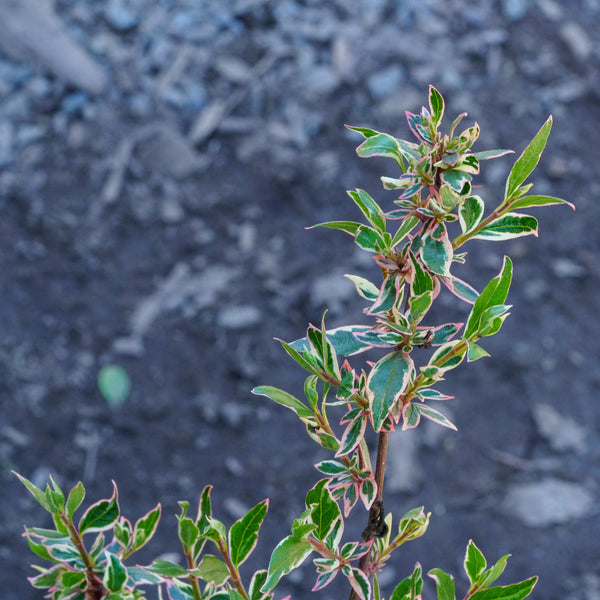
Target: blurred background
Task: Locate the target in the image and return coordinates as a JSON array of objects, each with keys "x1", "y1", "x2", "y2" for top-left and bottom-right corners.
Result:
[{"x1": 0, "y1": 0, "x2": 598, "y2": 599}]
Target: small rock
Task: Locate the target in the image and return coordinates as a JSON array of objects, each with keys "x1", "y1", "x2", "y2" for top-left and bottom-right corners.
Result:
[
  {"x1": 302, "y1": 65, "x2": 339, "y2": 97},
  {"x1": 103, "y1": 1, "x2": 140, "y2": 33},
  {"x1": 0, "y1": 120, "x2": 14, "y2": 167},
  {"x1": 501, "y1": 479, "x2": 594, "y2": 527},
  {"x1": 1, "y1": 426, "x2": 29, "y2": 447},
  {"x1": 532, "y1": 403, "x2": 587, "y2": 453},
  {"x1": 367, "y1": 65, "x2": 405, "y2": 99},
  {"x1": 61, "y1": 92, "x2": 88, "y2": 115},
  {"x1": 502, "y1": 0, "x2": 530, "y2": 20},
  {"x1": 136, "y1": 125, "x2": 207, "y2": 179},
  {"x1": 159, "y1": 197, "x2": 185, "y2": 224},
  {"x1": 560, "y1": 22, "x2": 592, "y2": 62},
  {"x1": 217, "y1": 305, "x2": 263, "y2": 330},
  {"x1": 552, "y1": 258, "x2": 586, "y2": 278}
]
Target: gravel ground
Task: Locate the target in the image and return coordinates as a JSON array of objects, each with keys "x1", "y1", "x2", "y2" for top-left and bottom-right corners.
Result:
[{"x1": 1, "y1": 1, "x2": 599, "y2": 599}]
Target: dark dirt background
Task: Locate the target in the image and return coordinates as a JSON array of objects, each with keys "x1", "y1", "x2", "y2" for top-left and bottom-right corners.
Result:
[{"x1": 1, "y1": 1, "x2": 599, "y2": 599}]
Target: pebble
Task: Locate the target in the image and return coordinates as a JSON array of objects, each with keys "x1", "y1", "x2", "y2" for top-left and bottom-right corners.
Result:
[
  {"x1": 501, "y1": 478, "x2": 594, "y2": 527},
  {"x1": 560, "y1": 22, "x2": 593, "y2": 62},
  {"x1": 552, "y1": 258, "x2": 587, "y2": 278},
  {"x1": 502, "y1": 0, "x2": 530, "y2": 20},
  {"x1": 217, "y1": 305, "x2": 263, "y2": 330},
  {"x1": 103, "y1": 1, "x2": 140, "y2": 33},
  {"x1": 367, "y1": 65, "x2": 405, "y2": 99},
  {"x1": 531, "y1": 403, "x2": 587, "y2": 453}
]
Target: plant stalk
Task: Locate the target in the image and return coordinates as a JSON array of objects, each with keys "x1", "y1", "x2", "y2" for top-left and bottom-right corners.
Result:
[{"x1": 348, "y1": 430, "x2": 389, "y2": 600}]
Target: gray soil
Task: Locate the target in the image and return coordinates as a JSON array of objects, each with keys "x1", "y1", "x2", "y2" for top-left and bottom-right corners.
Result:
[{"x1": 1, "y1": 1, "x2": 599, "y2": 599}]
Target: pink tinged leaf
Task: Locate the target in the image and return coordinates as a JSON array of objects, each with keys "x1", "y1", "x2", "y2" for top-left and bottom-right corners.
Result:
[
  {"x1": 406, "y1": 403, "x2": 457, "y2": 431},
  {"x1": 349, "y1": 567, "x2": 372, "y2": 600},
  {"x1": 367, "y1": 352, "x2": 413, "y2": 432},
  {"x1": 337, "y1": 414, "x2": 367, "y2": 457},
  {"x1": 78, "y1": 481, "x2": 120, "y2": 534},
  {"x1": 359, "y1": 479, "x2": 377, "y2": 511},
  {"x1": 508, "y1": 194, "x2": 575, "y2": 211},
  {"x1": 472, "y1": 148, "x2": 514, "y2": 161},
  {"x1": 367, "y1": 274, "x2": 403, "y2": 315},
  {"x1": 440, "y1": 276, "x2": 479, "y2": 305},
  {"x1": 312, "y1": 567, "x2": 339, "y2": 591},
  {"x1": 343, "y1": 484, "x2": 359, "y2": 517}
]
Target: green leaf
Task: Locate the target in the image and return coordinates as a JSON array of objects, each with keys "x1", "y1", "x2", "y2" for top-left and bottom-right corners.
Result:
[
  {"x1": 391, "y1": 215, "x2": 420, "y2": 247},
  {"x1": 178, "y1": 517, "x2": 200, "y2": 551},
  {"x1": 356, "y1": 133, "x2": 418, "y2": 165},
  {"x1": 29, "y1": 565, "x2": 64, "y2": 589},
  {"x1": 311, "y1": 221, "x2": 362, "y2": 235},
  {"x1": 336, "y1": 414, "x2": 366, "y2": 457},
  {"x1": 508, "y1": 194, "x2": 575, "y2": 211},
  {"x1": 65, "y1": 482, "x2": 86, "y2": 520},
  {"x1": 13, "y1": 472, "x2": 54, "y2": 513},
  {"x1": 478, "y1": 554, "x2": 510, "y2": 588},
  {"x1": 429, "y1": 85, "x2": 444, "y2": 127},
  {"x1": 132, "y1": 503, "x2": 161, "y2": 551},
  {"x1": 346, "y1": 125, "x2": 380, "y2": 138},
  {"x1": 61, "y1": 570, "x2": 86, "y2": 590},
  {"x1": 248, "y1": 570, "x2": 269, "y2": 600},
  {"x1": 348, "y1": 189, "x2": 386, "y2": 234},
  {"x1": 196, "y1": 554, "x2": 230, "y2": 585},
  {"x1": 470, "y1": 577, "x2": 537, "y2": 600},
  {"x1": 409, "y1": 403, "x2": 457, "y2": 430},
  {"x1": 128, "y1": 566, "x2": 164, "y2": 585},
  {"x1": 472, "y1": 149, "x2": 514, "y2": 161},
  {"x1": 278, "y1": 338, "x2": 319, "y2": 374},
  {"x1": 444, "y1": 276, "x2": 479, "y2": 304},
  {"x1": 252, "y1": 386, "x2": 313, "y2": 419},
  {"x1": 98, "y1": 365, "x2": 131, "y2": 407},
  {"x1": 103, "y1": 552, "x2": 127, "y2": 592},
  {"x1": 262, "y1": 535, "x2": 313, "y2": 592},
  {"x1": 355, "y1": 225, "x2": 387, "y2": 252},
  {"x1": 459, "y1": 196, "x2": 484, "y2": 235},
  {"x1": 442, "y1": 169, "x2": 471, "y2": 194},
  {"x1": 505, "y1": 116, "x2": 552, "y2": 201},
  {"x1": 146, "y1": 559, "x2": 188, "y2": 578},
  {"x1": 79, "y1": 482, "x2": 120, "y2": 534},
  {"x1": 409, "y1": 252, "x2": 434, "y2": 296},
  {"x1": 391, "y1": 563, "x2": 424, "y2": 600},
  {"x1": 367, "y1": 274, "x2": 403, "y2": 316},
  {"x1": 229, "y1": 499, "x2": 268, "y2": 567},
  {"x1": 409, "y1": 291, "x2": 433, "y2": 325},
  {"x1": 422, "y1": 224, "x2": 453, "y2": 276},
  {"x1": 349, "y1": 567, "x2": 372, "y2": 600},
  {"x1": 345, "y1": 274, "x2": 380, "y2": 301},
  {"x1": 114, "y1": 518, "x2": 131, "y2": 549},
  {"x1": 367, "y1": 352, "x2": 413, "y2": 432},
  {"x1": 474, "y1": 213, "x2": 538, "y2": 241},
  {"x1": 467, "y1": 341, "x2": 490, "y2": 362},
  {"x1": 291, "y1": 325, "x2": 372, "y2": 358},
  {"x1": 464, "y1": 256, "x2": 512, "y2": 339},
  {"x1": 310, "y1": 484, "x2": 341, "y2": 541},
  {"x1": 428, "y1": 568, "x2": 455, "y2": 600},
  {"x1": 464, "y1": 540, "x2": 487, "y2": 585}
]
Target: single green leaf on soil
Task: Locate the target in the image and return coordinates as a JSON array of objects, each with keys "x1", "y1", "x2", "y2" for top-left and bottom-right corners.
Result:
[
  {"x1": 505, "y1": 115, "x2": 552, "y2": 201},
  {"x1": 464, "y1": 256, "x2": 512, "y2": 339},
  {"x1": 464, "y1": 539, "x2": 487, "y2": 585},
  {"x1": 252, "y1": 386, "x2": 313, "y2": 419},
  {"x1": 229, "y1": 499, "x2": 268, "y2": 567},
  {"x1": 473, "y1": 213, "x2": 538, "y2": 241},
  {"x1": 103, "y1": 552, "x2": 128, "y2": 593},
  {"x1": 459, "y1": 195, "x2": 484, "y2": 235},
  {"x1": 98, "y1": 365, "x2": 131, "y2": 407},
  {"x1": 196, "y1": 554, "x2": 230, "y2": 586},
  {"x1": 421, "y1": 224, "x2": 453, "y2": 276},
  {"x1": 428, "y1": 568, "x2": 456, "y2": 600},
  {"x1": 470, "y1": 577, "x2": 538, "y2": 600},
  {"x1": 79, "y1": 482, "x2": 120, "y2": 534},
  {"x1": 261, "y1": 535, "x2": 313, "y2": 592},
  {"x1": 508, "y1": 194, "x2": 574, "y2": 211},
  {"x1": 367, "y1": 352, "x2": 413, "y2": 432}
]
